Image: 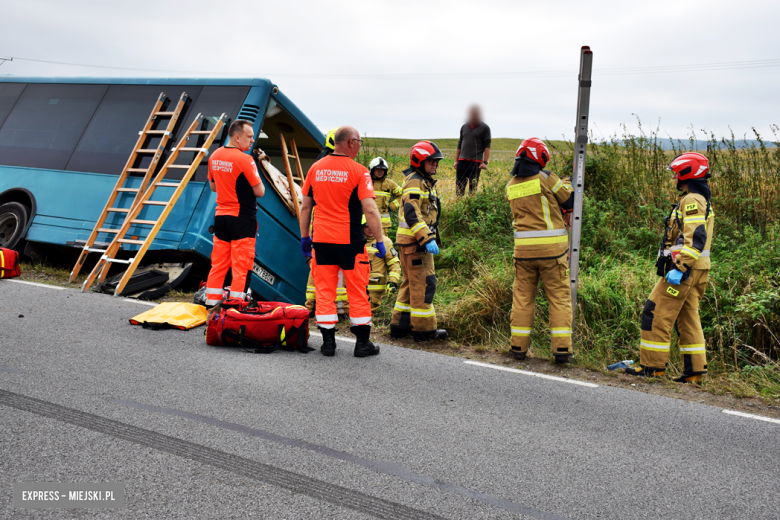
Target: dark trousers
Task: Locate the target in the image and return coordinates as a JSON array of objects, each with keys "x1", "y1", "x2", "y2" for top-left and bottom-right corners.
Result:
[{"x1": 456, "y1": 160, "x2": 481, "y2": 196}]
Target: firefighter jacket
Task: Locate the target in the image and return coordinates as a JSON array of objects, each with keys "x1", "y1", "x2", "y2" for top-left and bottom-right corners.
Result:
[
  {"x1": 396, "y1": 168, "x2": 439, "y2": 248},
  {"x1": 507, "y1": 171, "x2": 574, "y2": 260},
  {"x1": 366, "y1": 236, "x2": 401, "y2": 291},
  {"x1": 372, "y1": 177, "x2": 402, "y2": 228},
  {"x1": 663, "y1": 191, "x2": 714, "y2": 272}
]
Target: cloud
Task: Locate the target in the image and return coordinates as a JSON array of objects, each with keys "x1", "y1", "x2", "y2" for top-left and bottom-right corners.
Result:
[{"x1": 1, "y1": 0, "x2": 778, "y2": 141}]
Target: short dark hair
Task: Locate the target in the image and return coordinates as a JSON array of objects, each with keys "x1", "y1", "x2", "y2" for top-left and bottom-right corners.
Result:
[
  {"x1": 334, "y1": 126, "x2": 354, "y2": 145},
  {"x1": 228, "y1": 119, "x2": 252, "y2": 137}
]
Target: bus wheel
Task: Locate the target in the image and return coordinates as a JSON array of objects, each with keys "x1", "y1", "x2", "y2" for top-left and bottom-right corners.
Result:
[{"x1": 0, "y1": 202, "x2": 29, "y2": 250}]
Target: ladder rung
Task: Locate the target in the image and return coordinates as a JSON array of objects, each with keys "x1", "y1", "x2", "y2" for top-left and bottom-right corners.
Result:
[
  {"x1": 137, "y1": 149, "x2": 157, "y2": 153},
  {"x1": 97, "y1": 228, "x2": 120, "y2": 234},
  {"x1": 127, "y1": 168, "x2": 148, "y2": 173},
  {"x1": 155, "y1": 111, "x2": 175, "y2": 116},
  {"x1": 117, "y1": 188, "x2": 139, "y2": 193},
  {"x1": 177, "y1": 147, "x2": 208, "y2": 152},
  {"x1": 107, "y1": 257, "x2": 134, "y2": 265},
  {"x1": 189, "y1": 130, "x2": 212, "y2": 135},
  {"x1": 143, "y1": 201, "x2": 168, "y2": 206},
  {"x1": 167, "y1": 165, "x2": 191, "y2": 169},
  {"x1": 145, "y1": 130, "x2": 170, "y2": 135},
  {"x1": 131, "y1": 219, "x2": 158, "y2": 225},
  {"x1": 84, "y1": 247, "x2": 106, "y2": 253},
  {"x1": 118, "y1": 239, "x2": 146, "y2": 245},
  {"x1": 156, "y1": 182, "x2": 180, "y2": 187},
  {"x1": 107, "y1": 208, "x2": 130, "y2": 213}
]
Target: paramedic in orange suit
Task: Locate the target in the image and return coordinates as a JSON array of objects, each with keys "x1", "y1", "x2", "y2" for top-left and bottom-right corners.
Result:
[
  {"x1": 204, "y1": 120, "x2": 265, "y2": 306},
  {"x1": 299, "y1": 125, "x2": 386, "y2": 358}
]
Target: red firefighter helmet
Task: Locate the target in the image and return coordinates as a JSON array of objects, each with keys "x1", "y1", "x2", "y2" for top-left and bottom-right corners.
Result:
[
  {"x1": 515, "y1": 137, "x2": 550, "y2": 168},
  {"x1": 669, "y1": 152, "x2": 710, "y2": 181},
  {"x1": 409, "y1": 141, "x2": 444, "y2": 168}
]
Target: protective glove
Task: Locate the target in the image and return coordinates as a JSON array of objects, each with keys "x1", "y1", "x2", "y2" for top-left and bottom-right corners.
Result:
[
  {"x1": 425, "y1": 241, "x2": 439, "y2": 255},
  {"x1": 375, "y1": 241, "x2": 386, "y2": 258},
  {"x1": 301, "y1": 236, "x2": 313, "y2": 259},
  {"x1": 385, "y1": 282, "x2": 398, "y2": 296},
  {"x1": 665, "y1": 268, "x2": 683, "y2": 285}
]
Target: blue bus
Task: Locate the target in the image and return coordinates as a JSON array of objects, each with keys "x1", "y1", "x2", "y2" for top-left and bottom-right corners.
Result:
[{"x1": 0, "y1": 77, "x2": 322, "y2": 303}]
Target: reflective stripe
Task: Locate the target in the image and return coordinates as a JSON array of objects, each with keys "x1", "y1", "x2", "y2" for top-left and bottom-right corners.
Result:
[
  {"x1": 700, "y1": 250, "x2": 710, "y2": 257},
  {"x1": 229, "y1": 291, "x2": 246, "y2": 298},
  {"x1": 398, "y1": 221, "x2": 410, "y2": 229},
  {"x1": 551, "y1": 179, "x2": 563, "y2": 193},
  {"x1": 380, "y1": 213, "x2": 391, "y2": 219},
  {"x1": 396, "y1": 227, "x2": 415, "y2": 236},
  {"x1": 541, "y1": 196, "x2": 553, "y2": 230},
  {"x1": 336, "y1": 288, "x2": 347, "y2": 293},
  {"x1": 680, "y1": 247, "x2": 701, "y2": 259},
  {"x1": 375, "y1": 191, "x2": 390, "y2": 197},
  {"x1": 307, "y1": 285, "x2": 316, "y2": 291},
  {"x1": 367, "y1": 247, "x2": 379, "y2": 253},
  {"x1": 514, "y1": 235, "x2": 569, "y2": 246},
  {"x1": 680, "y1": 344, "x2": 706, "y2": 353},
  {"x1": 640, "y1": 340, "x2": 670, "y2": 352},
  {"x1": 350, "y1": 316, "x2": 372, "y2": 325},
  {"x1": 394, "y1": 301, "x2": 411, "y2": 312},
  {"x1": 367, "y1": 285, "x2": 387, "y2": 291},
  {"x1": 685, "y1": 216, "x2": 707, "y2": 223},
  {"x1": 204, "y1": 298, "x2": 222, "y2": 306},
  {"x1": 551, "y1": 327, "x2": 572, "y2": 336},
  {"x1": 514, "y1": 229, "x2": 567, "y2": 239},
  {"x1": 511, "y1": 327, "x2": 531, "y2": 337},
  {"x1": 318, "y1": 323, "x2": 336, "y2": 329},
  {"x1": 411, "y1": 306, "x2": 435, "y2": 318},
  {"x1": 403, "y1": 188, "x2": 421, "y2": 196},
  {"x1": 386, "y1": 257, "x2": 400, "y2": 266},
  {"x1": 411, "y1": 222, "x2": 426, "y2": 233},
  {"x1": 205, "y1": 287, "x2": 223, "y2": 295}
]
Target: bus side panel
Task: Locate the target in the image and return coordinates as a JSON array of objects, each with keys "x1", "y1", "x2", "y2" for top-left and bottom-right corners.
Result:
[{"x1": 0, "y1": 165, "x2": 200, "y2": 250}]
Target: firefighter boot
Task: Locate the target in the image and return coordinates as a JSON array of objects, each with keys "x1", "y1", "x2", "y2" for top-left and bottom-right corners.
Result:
[
  {"x1": 554, "y1": 353, "x2": 573, "y2": 364},
  {"x1": 674, "y1": 373, "x2": 703, "y2": 385},
  {"x1": 320, "y1": 328, "x2": 337, "y2": 357},
  {"x1": 412, "y1": 329, "x2": 448, "y2": 342},
  {"x1": 625, "y1": 366, "x2": 666, "y2": 378},
  {"x1": 352, "y1": 325, "x2": 380, "y2": 357},
  {"x1": 512, "y1": 347, "x2": 526, "y2": 361},
  {"x1": 390, "y1": 325, "x2": 411, "y2": 339}
]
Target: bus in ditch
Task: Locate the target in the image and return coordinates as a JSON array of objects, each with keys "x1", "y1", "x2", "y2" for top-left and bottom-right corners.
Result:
[{"x1": 0, "y1": 77, "x2": 322, "y2": 303}]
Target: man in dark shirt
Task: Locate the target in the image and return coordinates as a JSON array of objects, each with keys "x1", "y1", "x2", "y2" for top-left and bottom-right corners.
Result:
[{"x1": 454, "y1": 105, "x2": 491, "y2": 196}]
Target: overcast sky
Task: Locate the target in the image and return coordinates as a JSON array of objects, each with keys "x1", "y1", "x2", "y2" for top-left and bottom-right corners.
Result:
[{"x1": 2, "y1": 0, "x2": 778, "y2": 142}]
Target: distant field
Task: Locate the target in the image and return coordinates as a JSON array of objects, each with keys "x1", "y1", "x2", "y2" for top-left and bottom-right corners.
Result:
[{"x1": 363, "y1": 137, "x2": 571, "y2": 154}]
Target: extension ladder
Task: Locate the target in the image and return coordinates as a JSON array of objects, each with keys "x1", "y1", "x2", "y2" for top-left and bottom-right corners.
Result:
[
  {"x1": 279, "y1": 133, "x2": 306, "y2": 217},
  {"x1": 69, "y1": 92, "x2": 188, "y2": 282},
  {"x1": 81, "y1": 112, "x2": 229, "y2": 296},
  {"x1": 569, "y1": 46, "x2": 594, "y2": 331}
]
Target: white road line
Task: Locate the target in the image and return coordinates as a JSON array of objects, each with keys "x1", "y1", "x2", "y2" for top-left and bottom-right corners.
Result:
[
  {"x1": 4, "y1": 279, "x2": 65, "y2": 290},
  {"x1": 309, "y1": 331, "x2": 356, "y2": 344},
  {"x1": 464, "y1": 360, "x2": 599, "y2": 388},
  {"x1": 722, "y1": 409, "x2": 780, "y2": 425},
  {"x1": 122, "y1": 299, "x2": 157, "y2": 307}
]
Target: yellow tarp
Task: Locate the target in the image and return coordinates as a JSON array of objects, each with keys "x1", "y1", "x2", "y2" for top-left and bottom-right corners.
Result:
[{"x1": 129, "y1": 302, "x2": 207, "y2": 330}]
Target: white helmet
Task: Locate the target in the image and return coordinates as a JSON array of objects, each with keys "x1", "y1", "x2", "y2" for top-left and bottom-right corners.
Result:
[{"x1": 369, "y1": 157, "x2": 388, "y2": 179}]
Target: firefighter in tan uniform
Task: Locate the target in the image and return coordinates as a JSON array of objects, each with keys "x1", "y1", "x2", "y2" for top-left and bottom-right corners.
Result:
[
  {"x1": 361, "y1": 215, "x2": 401, "y2": 312},
  {"x1": 626, "y1": 152, "x2": 714, "y2": 384},
  {"x1": 390, "y1": 141, "x2": 448, "y2": 341},
  {"x1": 508, "y1": 138, "x2": 575, "y2": 363},
  {"x1": 368, "y1": 157, "x2": 403, "y2": 233}
]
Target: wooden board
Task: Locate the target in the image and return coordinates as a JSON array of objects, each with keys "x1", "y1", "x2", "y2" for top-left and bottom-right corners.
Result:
[{"x1": 255, "y1": 149, "x2": 302, "y2": 216}]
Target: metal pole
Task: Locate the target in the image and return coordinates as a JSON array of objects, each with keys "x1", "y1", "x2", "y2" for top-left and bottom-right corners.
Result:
[{"x1": 569, "y1": 46, "x2": 593, "y2": 332}]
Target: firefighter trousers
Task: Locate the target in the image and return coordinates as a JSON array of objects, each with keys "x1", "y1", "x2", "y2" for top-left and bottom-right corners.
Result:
[
  {"x1": 640, "y1": 269, "x2": 708, "y2": 374},
  {"x1": 368, "y1": 290, "x2": 385, "y2": 313},
  {"x1": 311, "y1": 247, "x2": 370, "y2": 329},
  {"x1": 391, "y1": 246, "x2": 436, "y2": 332},
  {"x1": 510, "y1": 256, "x2": 572, "y2": 356}
]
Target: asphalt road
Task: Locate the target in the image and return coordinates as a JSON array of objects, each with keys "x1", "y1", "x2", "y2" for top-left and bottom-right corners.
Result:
[{"x1": 1, "y1": 280, "x2": 779, "y2": 520}]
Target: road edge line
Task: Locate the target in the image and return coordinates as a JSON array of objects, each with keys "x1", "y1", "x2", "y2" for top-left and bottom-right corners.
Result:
[
  {"x1": 464, "y1": 360, "x2": 599, "y2": 388},
  {"x1": 4, "y1": 279, "x2": 65, "y2": 290},
  {"x1": 122, "y1": 299, "x2": 158, "y2": 307},
  {"x1": 722, "y1": 409, "x2": 780, "y2": 425}
]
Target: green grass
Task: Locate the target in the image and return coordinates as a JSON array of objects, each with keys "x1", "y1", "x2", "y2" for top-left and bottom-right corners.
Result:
[{"x1": 361, "y1": 122, "x2": 780, "y2": 399}]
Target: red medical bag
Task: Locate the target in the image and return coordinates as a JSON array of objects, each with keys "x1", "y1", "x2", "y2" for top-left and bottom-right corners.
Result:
[
  {"x1": 0, "y1": 248, "x2": 21, "y2": 279},
  {"x1": 206, "y1": 299, "x2": 313, "y2": 353}
]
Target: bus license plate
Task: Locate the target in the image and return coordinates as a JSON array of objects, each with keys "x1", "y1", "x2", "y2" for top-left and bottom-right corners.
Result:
[{"x1": 252, "y1": 262, "x2": 275, "y2": 285}]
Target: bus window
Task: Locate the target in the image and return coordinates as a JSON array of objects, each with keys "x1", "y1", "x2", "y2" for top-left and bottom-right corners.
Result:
[
  {"x1": 0, "y1": 83, "x2": 26, "y2": 129},
  {"x1": 0, "y1": 84, "x2": 107, "y2": 170},
  {"x1": 66, "y1": 85, "x2": 174, "y2": 175},
  {"x1": 254, "y1": 98, "x2": 322, "y2": 177},
  {"x1": 167, "y1": 86, "x2": 249, "y2": 182}
]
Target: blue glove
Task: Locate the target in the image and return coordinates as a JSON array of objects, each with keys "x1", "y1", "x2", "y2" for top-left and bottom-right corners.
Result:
[
  {"x1": 665, "y1": 268, "x2": 683, "y2": 285},
  {"x1": 375, "y1": 241, "x2": 386, "y2": 258},
  {"x1": 301, "y1": 236, "x2": 313, "y2": 259},
  {"x1": 425, "y1": 241, "x2": 439, "y2": 255}
]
